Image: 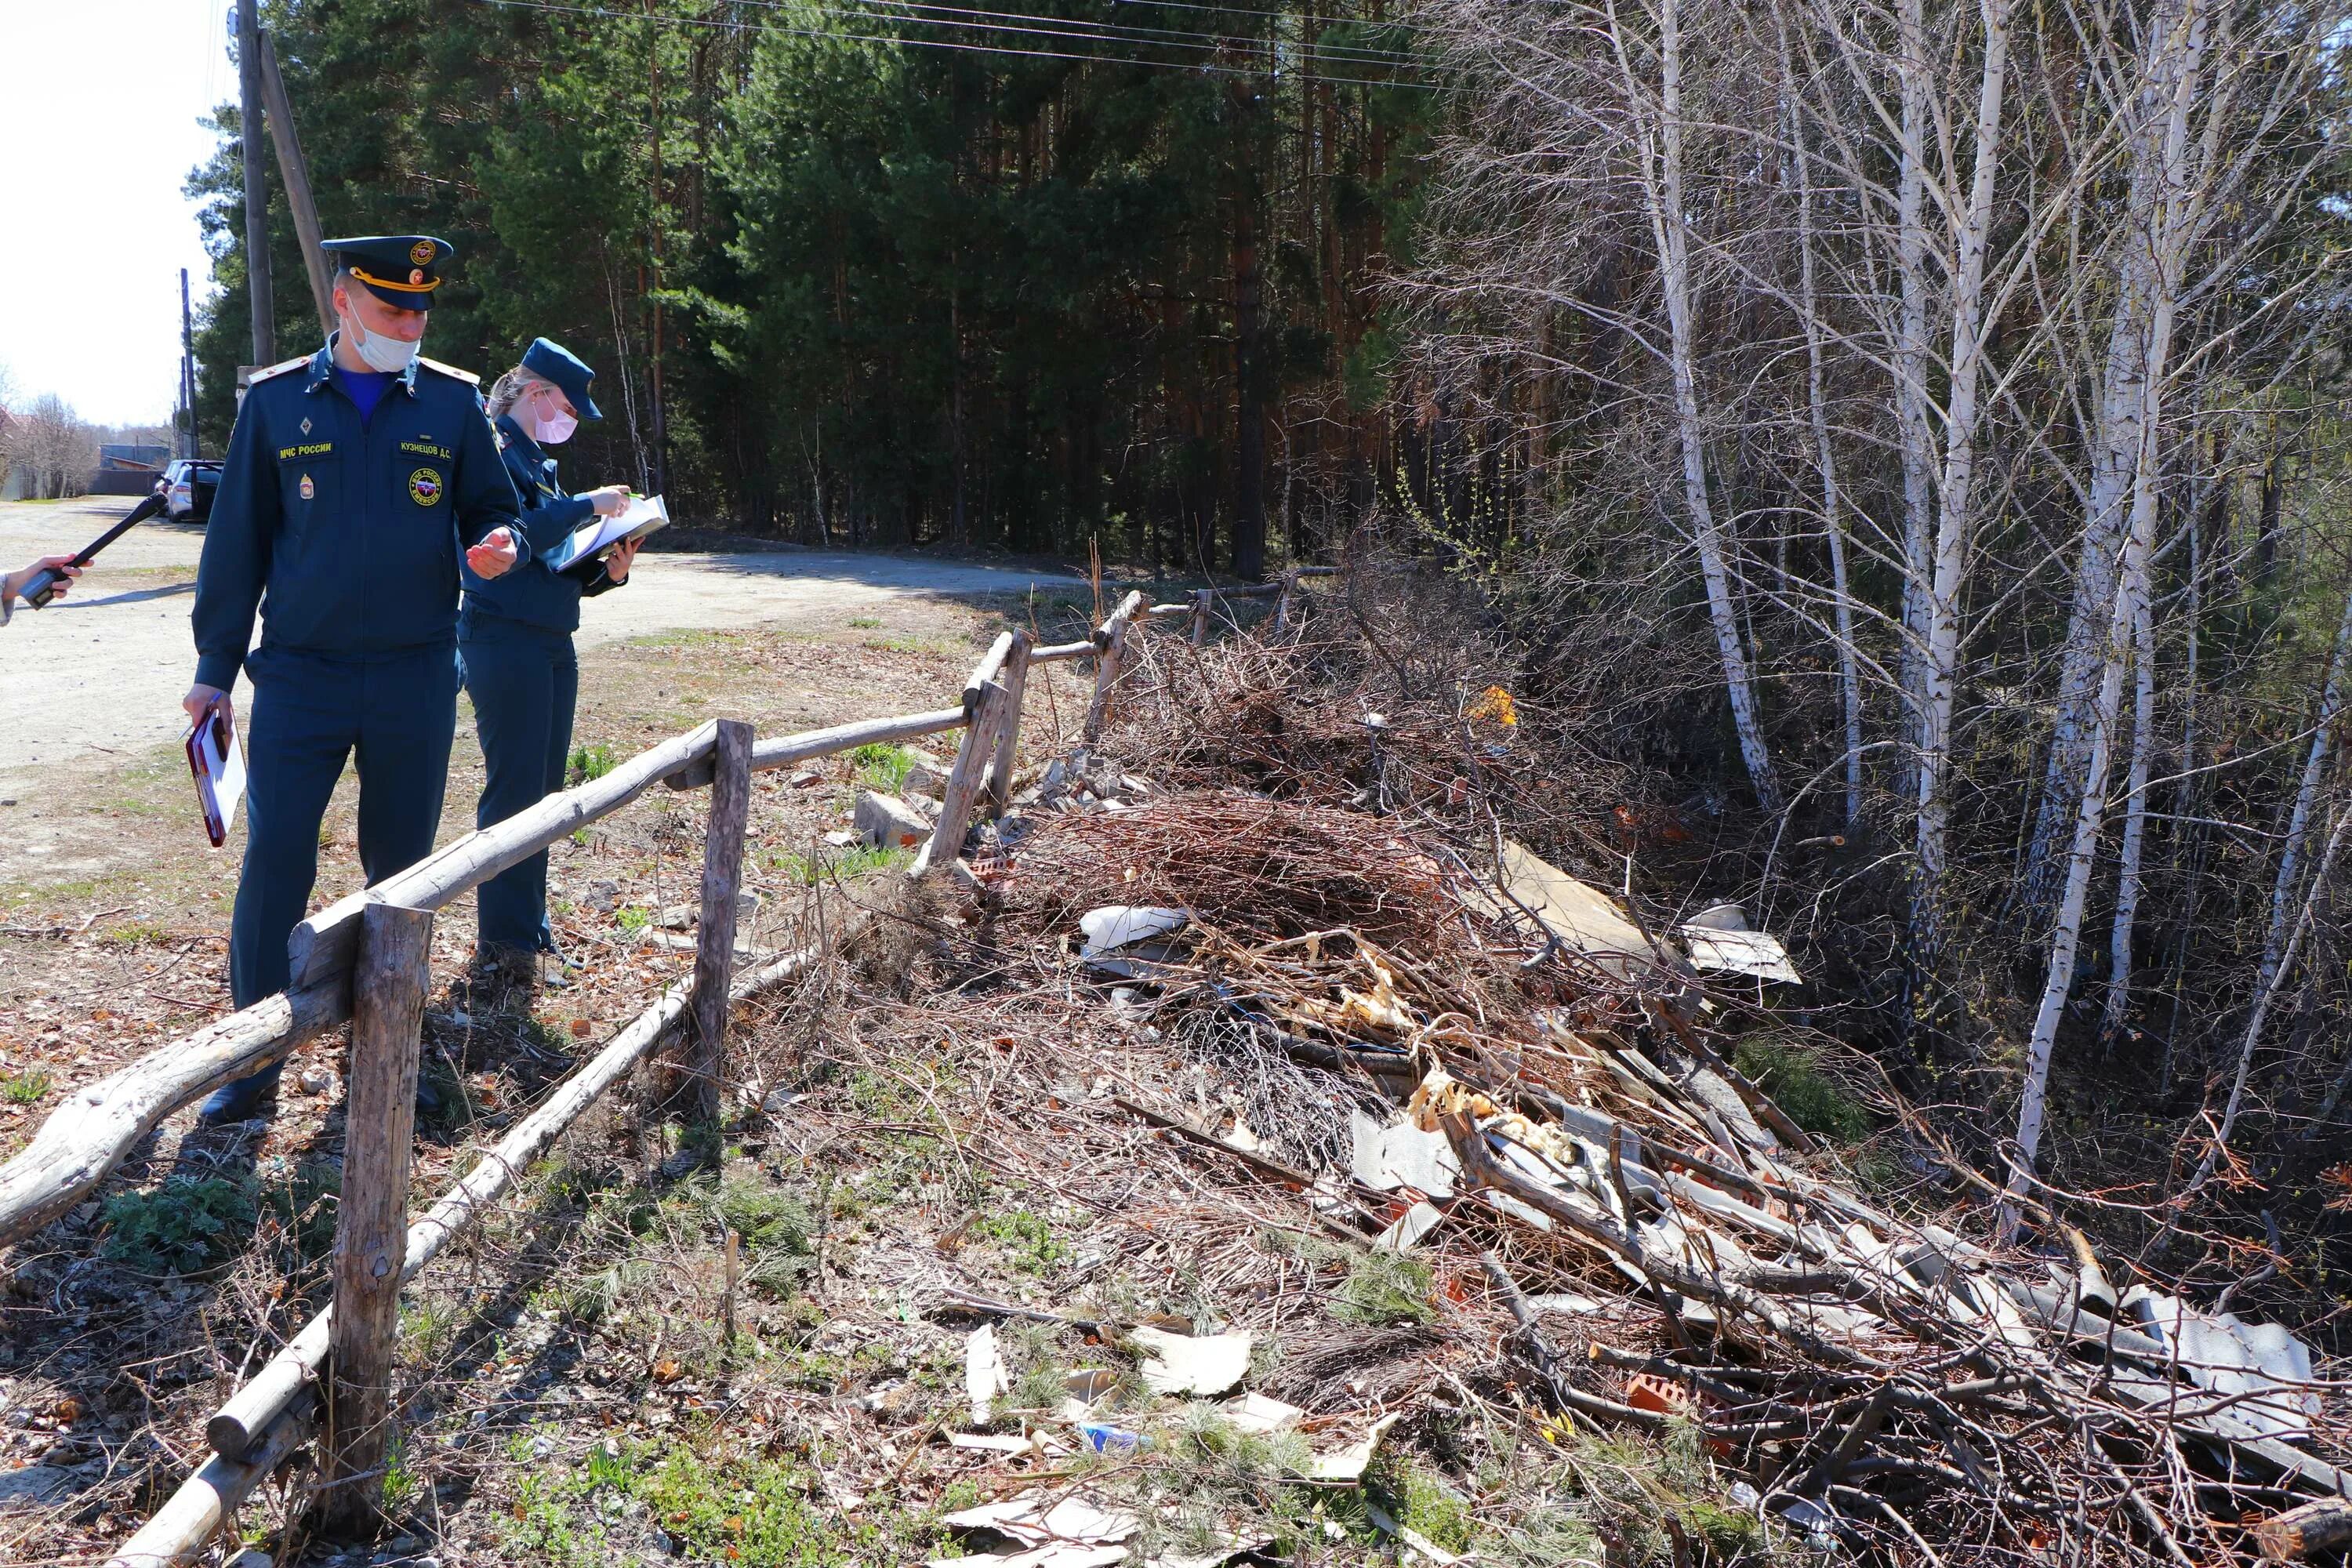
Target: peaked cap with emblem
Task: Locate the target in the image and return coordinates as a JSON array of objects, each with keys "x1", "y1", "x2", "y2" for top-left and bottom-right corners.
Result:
[
  {"x1": 521, "y1": 337, "x2": 603, "y2": 420},
  {"x1": 325, "y1": 234, "x2": 453, "y2": 310}
]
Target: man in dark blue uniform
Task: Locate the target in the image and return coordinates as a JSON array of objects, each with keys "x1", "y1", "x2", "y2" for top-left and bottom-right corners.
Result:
[{"x1": 184, "y1": 234, "x2": 525, "y2": 1124}]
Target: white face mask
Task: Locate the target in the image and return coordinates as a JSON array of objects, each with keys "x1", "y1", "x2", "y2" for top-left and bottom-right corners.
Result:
[
  {"x1": 532, "y1": 401, "x2": 579, "y2": 446},
  {"x1": 345, "y1": 310, "x2": 421, "y2": 374}
]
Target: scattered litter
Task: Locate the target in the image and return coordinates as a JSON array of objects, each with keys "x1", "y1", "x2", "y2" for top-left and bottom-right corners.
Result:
[
  {"x1": 966, "y1": 1324, "x2": 1010, "y2": 1426},
  {"x1": 1218, "y1": 1392, "x2": 1303, "y2": 1433},
  {"x1": 949, "y1": 1432, "x2": 1042, "y2": 1456},
  {"x1": 1375, "y1": 1199, "x2": 1445, "y2": 1252},
  {"x1": 934, "y1": 1492, "x2": 1141, "y2": 1568},
  {"x1": 1352, "y1": 1109, "x2": 1461, "y2": 1200},
  {"x1": 2123, "y1": 1287, "x2": 2321, "y2": 1439},
  {"x1": 1525, "y1": 1292, "x2": 1605, "y2": 1316},
  {"x1": 1305, "y1": 1412, "x2": 1401, "y2": 1483},
  {"x1": 1079, "y1": 905, "x2": 1189, "y2": 955},
  {"x1": 1077, "y1": 1421, "x2": 1143, "y2": 1453},
  {"x1": 1063, "y1": 1368, "x2": 1120, "y2": 1403},
  {"x1": 1148, "y1": 1528, "x2": 1274, "y2": 1568},
  {"x1": 1130, "y1": 1326, "x2": 1254, "y2": 1397},
  {"x1": 1365, "y1": 1496, "x2": 1464, "y2": 1564},
  {"x1": 1677, "y1": 905, "x2": 1800, "y2": 983}
]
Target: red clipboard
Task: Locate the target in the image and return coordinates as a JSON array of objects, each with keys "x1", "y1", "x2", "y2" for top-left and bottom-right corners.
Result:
[{"x1": 184, "y1": 708, "x2": 247, "y2": 849}]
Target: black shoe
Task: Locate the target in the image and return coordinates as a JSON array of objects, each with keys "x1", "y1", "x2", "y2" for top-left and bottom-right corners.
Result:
[{"x1": 196, "y1": 1064, "x2": 283, "y2": 1127}]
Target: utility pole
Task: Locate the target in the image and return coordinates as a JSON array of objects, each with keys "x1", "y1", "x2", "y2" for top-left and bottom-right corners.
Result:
[
  {"x1": 257, "y1": 31, "x2": 334, "y2": 336},
  {"x1": 180, "y1": 268, "x2": 198, "y2": 459},
  {"x1": 235, "y1": 2, "x2": 274, "y2": 365}
]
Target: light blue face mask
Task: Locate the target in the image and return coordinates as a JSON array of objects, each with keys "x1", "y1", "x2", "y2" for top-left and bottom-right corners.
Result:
[{"x1": 346, "y1": 312, "x2": 421, "y2": 374}]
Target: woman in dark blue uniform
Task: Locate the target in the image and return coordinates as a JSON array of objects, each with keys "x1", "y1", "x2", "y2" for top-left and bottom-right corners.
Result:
[{"x1": 461, "y1": 337, "x2": 641, "y2": 991}]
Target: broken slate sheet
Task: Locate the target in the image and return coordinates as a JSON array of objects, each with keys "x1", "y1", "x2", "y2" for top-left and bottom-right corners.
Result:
[{"x1": 1129, "y1": 1325, "x2": 1254, "y2": 1397}]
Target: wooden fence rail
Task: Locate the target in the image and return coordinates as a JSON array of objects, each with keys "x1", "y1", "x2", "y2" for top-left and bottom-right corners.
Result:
[{"x1": 28, "y1": 561, "x2": 1334, "y2": 1564}]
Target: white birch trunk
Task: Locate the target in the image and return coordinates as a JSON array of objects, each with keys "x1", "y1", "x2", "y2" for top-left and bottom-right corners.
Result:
[
  {"x1": 1612, "y1": 0, "x2": 1784, "y2": 816},
  {"x1": 1908, "y1": 0, "x2": 2014, "y2": 966},
  {"x1": 1893, "y1": 0, "x2": 1934, "y2": 756},
  {"x1": 2100, "y1": 584, "x2": 2157, "y2": 1041},
  {"x1": 2012, "y1": 0, "x2": 2211, "y2": 1203},
  {"x1": 2025, "y1": 0, "x2": 2214, "y2": 914}
]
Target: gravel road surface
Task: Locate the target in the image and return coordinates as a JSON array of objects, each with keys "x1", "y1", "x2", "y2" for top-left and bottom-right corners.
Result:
[{"x1": 0, "y1": 496, "x2": 1076, "y2": 800}]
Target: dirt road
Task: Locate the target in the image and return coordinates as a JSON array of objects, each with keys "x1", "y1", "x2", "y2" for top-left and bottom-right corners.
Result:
[{"x1": 0, "y1": 496, "x2": 1077, "y2": 802}]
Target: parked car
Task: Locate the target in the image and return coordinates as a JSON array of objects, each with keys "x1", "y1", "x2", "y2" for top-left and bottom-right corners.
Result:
[{"x1": 155, "y1": 459, "x2": 222, "y2": 522}]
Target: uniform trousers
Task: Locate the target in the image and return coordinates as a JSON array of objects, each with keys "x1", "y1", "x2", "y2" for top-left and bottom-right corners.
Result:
[
  {"x1": 227, "y1": 644, "x2": 459, "y2": 1009},
  {"x1": 457, "y1": 609, "x2": 579, "y2": 961}
]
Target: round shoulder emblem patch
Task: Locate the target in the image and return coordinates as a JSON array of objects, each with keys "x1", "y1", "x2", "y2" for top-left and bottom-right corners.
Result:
[
  {"x1": 410, "y1": 239, "x2": 436, "y2": 266},
  {"x1": 408, "y1": 467, "x2": 444, "y2": 506}
]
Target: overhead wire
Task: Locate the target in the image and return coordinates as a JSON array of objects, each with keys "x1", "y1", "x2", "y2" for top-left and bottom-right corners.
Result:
[
  {"x1": 810, "y1": 0, "x2": 1425, "y2": 70},
  {"x1": 468, "y1": 0, "x2": 1449, "y2": 90}
]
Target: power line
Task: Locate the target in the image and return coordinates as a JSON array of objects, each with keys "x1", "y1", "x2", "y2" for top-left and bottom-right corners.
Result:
[
  {"x1": 470, "y1": 0, "x2": 1449, "y2": 90},
  {"x1": 814, "y1": 0, "x2": 1425, "y2": 69}
]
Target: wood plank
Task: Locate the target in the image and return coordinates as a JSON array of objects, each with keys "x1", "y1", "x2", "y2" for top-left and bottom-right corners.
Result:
[
  {"x1": 321, "y1": 899, "x2": 434, "y2": 1534},
  {"x1": 679, "y1": 720, "x2": 753, "y2": 1125}
]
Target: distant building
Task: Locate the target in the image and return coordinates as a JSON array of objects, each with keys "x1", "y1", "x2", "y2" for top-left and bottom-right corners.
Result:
[{"x1": 90, "y1": 441, "x2": 169, "y2": 496}]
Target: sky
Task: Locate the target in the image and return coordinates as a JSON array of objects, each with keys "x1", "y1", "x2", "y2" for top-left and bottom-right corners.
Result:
[{"x1": 0, "y1": 0, "x2": 229, "y2": 428}]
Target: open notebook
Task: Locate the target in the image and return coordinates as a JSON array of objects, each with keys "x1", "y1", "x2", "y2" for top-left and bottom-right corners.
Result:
[
  {"x1": 542, "y1": 493, "x2": 670, "y2": 573},
  {"x1": 185, "y1": 707, "x2": 246, "y2": 848}
]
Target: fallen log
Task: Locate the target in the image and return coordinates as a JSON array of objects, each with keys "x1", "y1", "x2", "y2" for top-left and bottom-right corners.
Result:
[
  {"x1": 208, "y1": 942, "x2": 818, "y2": 1462},
  {"x1": 2256, "y1": 1498, "x2": 2352, "y2": 1560},
  {"x1": 0, "y1": 979, "x2": 348, "y2": 1248}
]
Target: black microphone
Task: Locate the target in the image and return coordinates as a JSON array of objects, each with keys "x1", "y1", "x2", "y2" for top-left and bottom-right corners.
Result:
[{"x1": 20, "y1": 492, "x2": 168, "y2": 609}]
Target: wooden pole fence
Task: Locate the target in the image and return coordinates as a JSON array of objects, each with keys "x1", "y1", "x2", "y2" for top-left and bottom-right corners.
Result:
[
  {"x1": 984, "y1": 629, "x2": 1033, "y2": 819},
  {"x1": 678, "y1": 720, "x2": 753, "y2": 1126},
  {"x1": 321, "y1": 898, "x2": 434, "y2": 1534},
  {"x1": 87, "y1": 566, "x2": 1338, "y2": 1563},
  {"x1": 133, "y1": 947, "x2": 824, "y2": 1566}
]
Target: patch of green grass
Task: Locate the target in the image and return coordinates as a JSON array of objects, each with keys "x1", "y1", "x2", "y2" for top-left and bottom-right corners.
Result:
[
  {"x1": 616, "y1": 905, "x2": 653, "y2": 935},
  {"x1": 713, "y1": 1176, "x2": 817, "y2": 1295},
  {"x1": 1, "y1": 1071, "x2": 52, "y2": 1105},
  {"x1": 102, "y1": 1177, "x2": 258, "y2": 1276},
  {"x1": 768, "y1": 842, "x2": 912, "y2": 886},
  {"x1": 849, "y1": 742, "x2": 918, "y2": 793},
  {"x1": 1333, "y1": 1248, "x2": 1436, "y2": 1327},
  {"x1": 103, "y1": 921, "x2": 169, "y2": 946},
  {"x1": 567, "y1": 742, "x2": 617, "y2": 786},
  {"x1": 848, "y1": 615, "x2": 882, "y2": 629},
  {"x1": 1368, "y1": 1456, "x2": 1476, "y2": 1554},
  {"x1": 972, "y1": 1208, "x2": 1069, "y2": 1276},
  {"x1": 1731, "y1": 1038, "x2": 1871, "y2": 1143}
]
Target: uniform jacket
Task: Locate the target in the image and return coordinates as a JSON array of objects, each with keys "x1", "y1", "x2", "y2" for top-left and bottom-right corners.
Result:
[
  {"x1": 459, "y1": 414, "x2": 622, "y2": 635},
  {"x1": 192, "y1": 337, "x2": 524, "y2": 691}
]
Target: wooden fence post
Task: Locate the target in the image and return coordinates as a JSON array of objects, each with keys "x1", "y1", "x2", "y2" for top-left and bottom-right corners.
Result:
[
  {"x1": 321, "y1": 898, "x2": 433, "y2": 1537},
  {"x1": 1189, "y1": 588, "x2": 1213, "y2": 646},
  {"x1": 916, "y1": 685, "x2": 1001, "y2": 879},
  {"x1": 681, "y1": 719, "x2": 754, "y2": 1129},
  {"x1": 1274, "y1": 569, "x2": 1299, "y2": 633},
  {"x1": 984, "y1": 629, "x2": 1033, "y2": 818},
  {"x1": 1084, "y1": 591, "x2": 1145, "y2": 744}
]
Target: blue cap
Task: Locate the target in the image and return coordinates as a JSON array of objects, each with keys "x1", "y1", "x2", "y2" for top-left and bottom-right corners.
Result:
[
  {"x1": 324, "y1": 235, "x2": 452, "y2": 310},
  {"x1": 521, "y1": 337, "x2": 602, "y2": 421}
]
